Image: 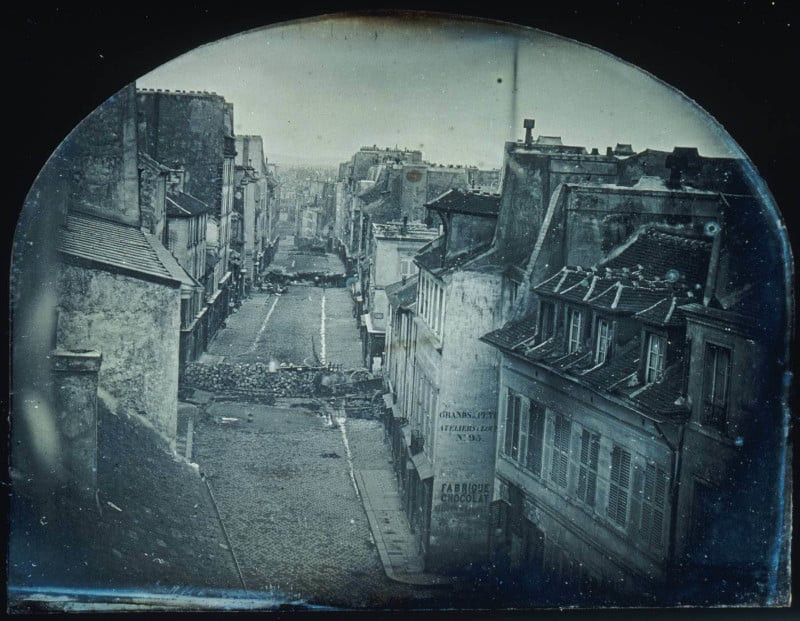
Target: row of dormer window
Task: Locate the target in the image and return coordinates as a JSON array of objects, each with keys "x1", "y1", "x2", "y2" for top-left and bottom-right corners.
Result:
[{"x1": 536, "y1": 298, "x2": 733, "y2": 433}]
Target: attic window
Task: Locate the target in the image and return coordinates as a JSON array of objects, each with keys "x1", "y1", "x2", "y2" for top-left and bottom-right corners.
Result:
[
  {"x1": 645, "y1": 333, "x2": 666, "y2": 383},
  {"x1": 567, "y1": 308, "x2": 583, "y2": 353},
  {"x1": 539, "y1": 301, "x2": 555, "y2": 341},
  {"x1": 595, "y1": 318, "x2": 612, "y2": 364}
]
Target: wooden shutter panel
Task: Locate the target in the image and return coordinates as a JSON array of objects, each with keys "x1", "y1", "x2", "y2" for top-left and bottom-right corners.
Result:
[{"x1": 628, "y1": 460, "x2": 644, "y2": 537}]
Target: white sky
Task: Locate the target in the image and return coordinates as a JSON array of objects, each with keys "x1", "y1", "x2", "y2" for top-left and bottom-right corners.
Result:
[{"x1": 137, "y1": 15, "x2": 740, "y2": 169}]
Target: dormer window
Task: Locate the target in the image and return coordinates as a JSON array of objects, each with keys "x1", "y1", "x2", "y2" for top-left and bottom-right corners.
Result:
[
  {"x1": 595, "y1": 318, "x2": 612, "y2": 364},
  {"x1": 645, "y1": 333, "x2": 666, "y2": 383},
  {"x1": 703, "y1": 343, "x2": 731, "y2": 431},
  {"x1": 539, "y1": 300, "x2": 555, "y2": 340},
  {"x1": 567, "y1": 308, "x2": 583, "y2": 353}
]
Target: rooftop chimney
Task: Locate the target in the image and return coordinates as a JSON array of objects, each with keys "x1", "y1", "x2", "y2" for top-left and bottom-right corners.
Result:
[
  {"x1": 523, "y1": 118, "x2": 536, "y2": 147},
  {"x1": 606, "y1": 146, "x2": 614, "y2": 157},
  {"x1": 591, "y1": 148, "x2": 599, "y2": 155}
]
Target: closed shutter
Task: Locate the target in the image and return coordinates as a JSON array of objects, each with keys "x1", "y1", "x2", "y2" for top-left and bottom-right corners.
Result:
[
  {"x1": 608, "y1": 446, "x2": 632, "y2": 527},
  {"x1": 550, "y1": 414, "x2": 571, "y2": 488},
  {"x1": 577, "y1": 430, "x2": 600, "y2": 506},
  {"x1": 526, "y1": 401, "x2": 546, "y2": 476},
  {"x1": 640, "y1": 463, "x2": 668, "y2": 547}
]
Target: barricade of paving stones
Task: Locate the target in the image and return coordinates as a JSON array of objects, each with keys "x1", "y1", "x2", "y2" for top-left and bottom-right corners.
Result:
[
  {"x1": 184, "y1": 362, "x2": 321, "y2": 396},
  {"x1": 183, "y1": 363, "x2": 379, "y2": 400}
]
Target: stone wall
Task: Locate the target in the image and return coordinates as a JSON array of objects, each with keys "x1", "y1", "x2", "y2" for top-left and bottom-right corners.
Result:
[
  {"x1": 56, "y1": 262, "x2": 181, "y2": 439},
  {"x1": 137, "y1": 90, "x2": 227, "y2": 217},
  {"x1": 56, "y1": 83, "x2": 140, "y2": 226},
  {"x1": 425, "y1": 270, "x2": 507, "y2": 573}
]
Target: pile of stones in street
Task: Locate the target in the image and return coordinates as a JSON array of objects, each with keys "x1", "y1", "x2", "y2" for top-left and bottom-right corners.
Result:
[{"x1": 183, "y1": 362, "x2": 321, "y2": 397}]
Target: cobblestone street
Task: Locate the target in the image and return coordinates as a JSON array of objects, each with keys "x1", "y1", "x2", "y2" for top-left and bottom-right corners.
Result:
[
  {"x1": 207, "y1": 287, "x2": 362, "y2": 369},
  {"x1": 192, "y1": 247, "x2": 437, "y2": 608},
  {"x1": 193, "y1": 406, "x2": 440, "y2": 607}
]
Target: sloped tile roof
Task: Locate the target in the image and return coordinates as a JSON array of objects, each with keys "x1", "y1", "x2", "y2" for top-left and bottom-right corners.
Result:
[
  {"x1": 425, "y1": 188, "x2": 500, "y2": 217},
  {"x1": 599, "y1": 227, "x2": 712, "y2": 288},
  {"x1": 166, "y1": 190, "x2": 212, "y2": 217},
  {"x1": 385, "y1": 275, "x2": 419, "y2": 309},
  {"x1": 58, "y1": 211, "x2": 182, "y2": 285},
  {"x1": 481, "y1": 314, "x2": 538, "y2": 350}
]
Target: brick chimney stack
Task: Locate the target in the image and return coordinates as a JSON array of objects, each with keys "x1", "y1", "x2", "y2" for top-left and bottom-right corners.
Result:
[{"x1": 523, "y1": 118, "x2": 535, "y2": 147}]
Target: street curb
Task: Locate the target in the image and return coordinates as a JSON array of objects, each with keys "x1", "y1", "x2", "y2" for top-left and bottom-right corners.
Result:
[{"x1": 354, "y1": 470, "x2": 452, "y2": 589}]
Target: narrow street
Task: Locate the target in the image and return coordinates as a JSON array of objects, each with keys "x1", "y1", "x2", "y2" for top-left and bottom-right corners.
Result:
[
  {"x1": 206, "y1": 237, "x2": 361, "y2": 369},
  {"x1": 187, "y1": 243, "x2": 438, "y2": 608}
]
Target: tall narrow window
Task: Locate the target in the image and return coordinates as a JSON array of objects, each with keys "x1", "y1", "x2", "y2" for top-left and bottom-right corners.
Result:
[
  {"x1": 645, "y1": 333, "x2": 666, "y2": 383},
  {"x1": 437, "y1": 287, "x2": 445, "y2": 337},
  {"x1": 568, "y1": 308, "x2": 583, "y2": 353},
  {"x1": 431, "y1": 282, "x2": 440, "y2": 332},
  {"x1": 526, "y1": 400, "x2": 546, "y2": 476},
  {"x1": 503, "y1": 390, "x2": 522, "y2": 460},
  {"x1": 703, "y1": 343, "x2": 731, "y2": 431},
  {"x1": 595, "y1": 318, "x2": 612, "y2": 364},
  {"x1": 539, "y1": 301, "x2": 555, "y2": 340},
  {"x1": 608, "y1": 446, "x2": 632, "y2": 527},
  {"x1": 640, "y1": 462, "x2": 668, "y2": 547},
  {"x1": 576, "y1": 430, "x2": 600, "y2": 507},
  {"x1": 549, "y1": 413, "x2": 571, "y2": 488}
]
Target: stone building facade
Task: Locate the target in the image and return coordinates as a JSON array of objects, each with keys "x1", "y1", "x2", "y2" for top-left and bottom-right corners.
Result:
[
  {"x1": 14, "y1": 83, "x2": 197, "y2": 471},
  {"x1": 480, "y1": 139, "x2": 786, "y2": 604},
  {"x1": 361, "y1": 220, "x2": 439, "y2": 371},
  {"x1": 136, "y1": 88, "x2": 237, "y2": 338}
]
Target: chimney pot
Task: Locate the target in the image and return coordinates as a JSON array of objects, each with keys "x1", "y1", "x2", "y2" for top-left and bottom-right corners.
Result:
[
  {"x1": 523, "y1": 118, "x2": 535, "y2": 146},
  {"x1": 606, "y1": 146, "x2": 613, "y2": 156}
]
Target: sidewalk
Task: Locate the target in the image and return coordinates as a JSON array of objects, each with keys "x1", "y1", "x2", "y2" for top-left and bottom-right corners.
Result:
[{"x1": 355, "y1": 469, "x2": 451, "y2": 588}]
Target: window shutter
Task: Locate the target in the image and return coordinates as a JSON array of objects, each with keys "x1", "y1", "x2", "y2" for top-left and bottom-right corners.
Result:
[
  {"x1": 608, "y1": 447, "x2": 632, "y2": 527},
  {"x1": 526, "y1": 401, "x2": 546, "y2": 476},
  {"x1": 640, "y1": 463, "x2": 668, "y2": 547},
  {"x1": 519, "y1": 398, "x2": 531, "y2": 464},
  {"x1": 628, "y1": 461, "x2": 644, "y2": 537},
  {"x1": 489, "y1": 499, "x2": 508, "y2": 530}
]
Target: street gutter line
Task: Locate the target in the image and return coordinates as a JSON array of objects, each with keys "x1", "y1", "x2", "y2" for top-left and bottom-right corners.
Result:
[
  {"x1": 336, "y1": 409, "x2": 359, "y2": 499},
  {"x1": 203, "y1": 476, "x2": 248, "y2": 592},
  {"x1": 319, "y1": 290, "x2": 327, "y2": 365},
  {"x1": 245, "y1": 295, "x2": 280, "y2": 354}
]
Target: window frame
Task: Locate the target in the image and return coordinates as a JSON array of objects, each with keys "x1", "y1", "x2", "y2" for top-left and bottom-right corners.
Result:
[
  {"x1": 644, "y1": 332, "x2": 667, "y2": 383},
  {"x1": 576, "y1": 429, "x2": 600, "y2": 508},
  {"x1": 526, "y1": 400, "x2": 546, "y2": 476},
  {"x1": 567, "y1": 307, "x2": 584, "y2": 354},
  {"x1": 595, "y1": 317, "x2": 612, "y2": 364},
  {"x1": 607, "y1": 445, "x2": 632, "y2": 528},
  {"x1": 702, "y1": 342, "x2": 732, "y2": 431},
  {"x1": 539, "y1": 300, "x2": 556, "y2": 341},
  {"x1": 549, "y1": 413, "x2": 571, "y2": 488},
  {"x1": 639, "y1": 461, "x2": 668, "y2": 548},
  {"x1": 503, "y1": 389, "x2": 523, "y2": 461}
]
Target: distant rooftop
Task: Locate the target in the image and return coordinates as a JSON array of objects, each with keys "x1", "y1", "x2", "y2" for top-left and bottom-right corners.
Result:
[
  {"x1": 137, "y1": 87, "x2": 223, "y2": 99},
  {"x1": 372, "y1": 221, "x2": 440, "y2": 241}
]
